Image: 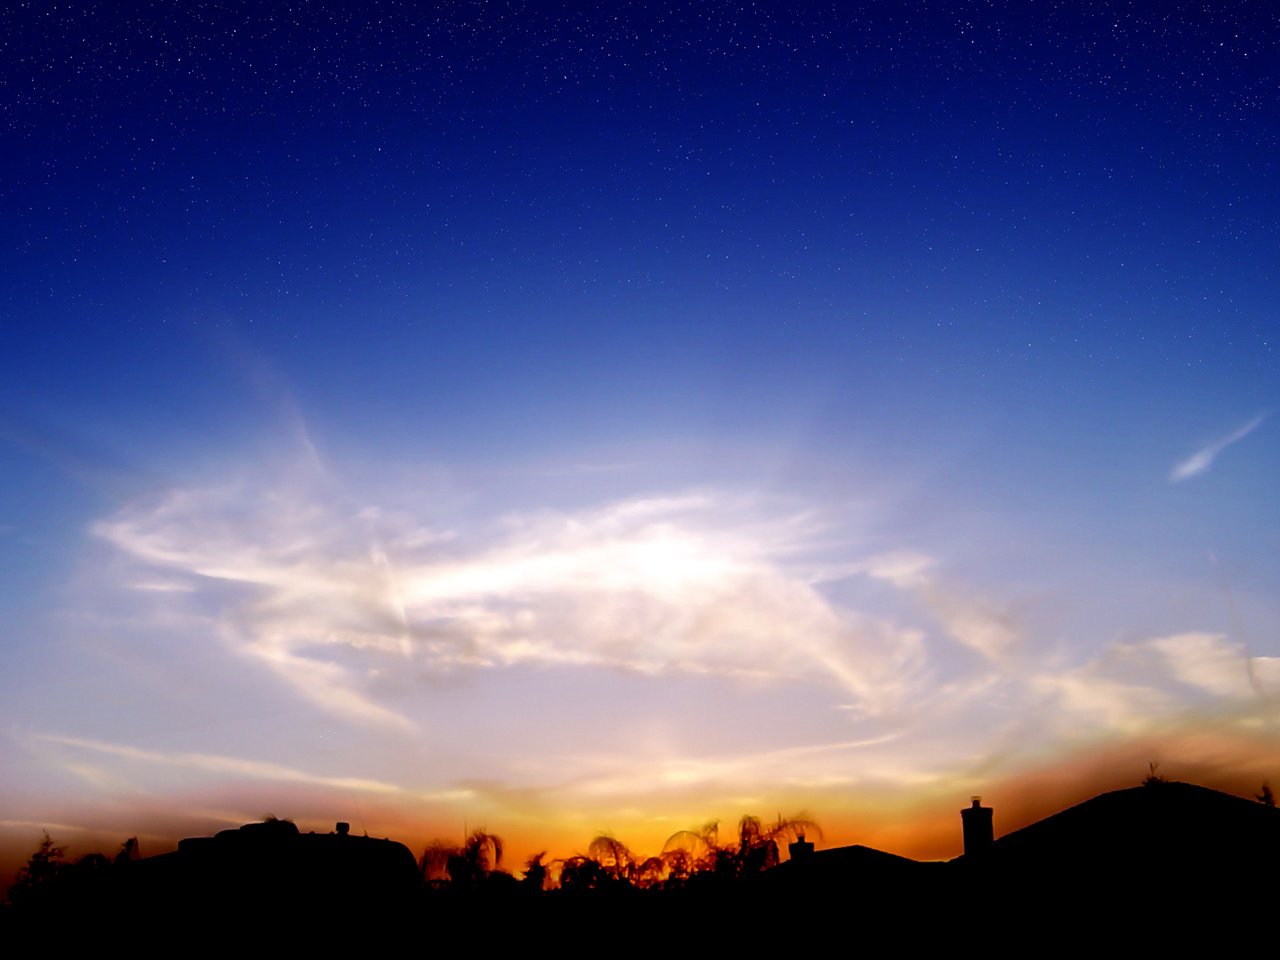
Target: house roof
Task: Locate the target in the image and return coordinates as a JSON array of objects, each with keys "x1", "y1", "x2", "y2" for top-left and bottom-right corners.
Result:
[{"x1": 980, "y1": 780, "x2": 1280, "y2": 871}]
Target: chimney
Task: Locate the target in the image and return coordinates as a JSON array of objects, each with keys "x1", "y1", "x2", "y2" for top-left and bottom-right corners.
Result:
[
  {"x1": 961, "y1": 796, "x2": 993, "y2": 859},
  {"x1": 788, "y1": 833, "x2": 815, "y2": 862}
]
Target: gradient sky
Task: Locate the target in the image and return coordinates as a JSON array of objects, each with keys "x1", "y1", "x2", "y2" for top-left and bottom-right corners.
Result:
[{"x1": 2, "y1": 2, "x2": 1278, "y2": 876}]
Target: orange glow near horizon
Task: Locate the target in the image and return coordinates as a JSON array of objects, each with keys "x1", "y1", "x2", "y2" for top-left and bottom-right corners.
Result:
[{"x1": 6, "y1": 726, "x2": 1278, "y2": 892}]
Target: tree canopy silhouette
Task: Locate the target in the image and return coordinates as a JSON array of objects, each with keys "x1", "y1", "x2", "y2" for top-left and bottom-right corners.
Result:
[
  {"x1": 8, "y1": 831, "x2": 66, "y2": 908},
  {"x1": 420, "y1": 829, "x2": 504, "y2": 888}
]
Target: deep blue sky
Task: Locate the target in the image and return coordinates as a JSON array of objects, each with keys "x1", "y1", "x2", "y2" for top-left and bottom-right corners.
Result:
[{"x1": 1, "y1": 2, "x2": 1277, "y2": 868}]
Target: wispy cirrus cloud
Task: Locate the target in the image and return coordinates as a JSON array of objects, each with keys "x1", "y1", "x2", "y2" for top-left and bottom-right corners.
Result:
[
  {"x1": 854, "y1": 550, "x2": 1021, "y2": 660},
  {"x1": 90, "y1": 472, "x2": 932, "y2": 729},
  {"x1": 31, "y1": 733, "x2": 404, "y2": 794},
  {"x1": 75, "y1": 453, "x2": 1280, "y2": 823},
  {"x1": 1169, "y1": 413, "x2": 1266, "y2": 482}
]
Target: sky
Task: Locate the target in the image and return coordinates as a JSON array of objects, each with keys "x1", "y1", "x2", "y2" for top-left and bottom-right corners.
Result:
[{"x1": 1, "y1": 2, "x2": 1278, "y2": 878}]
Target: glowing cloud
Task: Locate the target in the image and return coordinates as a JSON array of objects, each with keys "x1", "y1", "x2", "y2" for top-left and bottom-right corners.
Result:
[
  {"x1": 91, "y1": 475, "x2": 932, "y2": 729},
  {"x1": 72, "y1": 456, "x2": 1280, "y2": 827}
]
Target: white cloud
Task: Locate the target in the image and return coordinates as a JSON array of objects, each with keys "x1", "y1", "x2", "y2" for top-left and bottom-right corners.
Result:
[
  {"x1": 79, "y1": 458, "x2": 1280, "y2": 803},
  {"x1": 1032, "y1": 672, "x2": 1170, "y2": 735},
  {"x1": 91, "y1": 476, "x2": 930, "y2": 728},
  {"x1": 858, "y1": 551, "x2": 935, "y2": 589},
  {"x1": 1030, "y1": 631, "x2": 1276, "y2": 740},
  {"x1": 1169, "y1": 414, "x2": 1265, "y2": 482},
  {"x1": 1146, "y1": 632, "x2": 1280, "y2": 699}
]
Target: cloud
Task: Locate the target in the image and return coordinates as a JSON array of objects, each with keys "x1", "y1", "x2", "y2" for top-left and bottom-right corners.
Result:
[
  {"x1": 1031, "y1": 631, "x2": 1278, "y2": 739},
  {"x1": 544, "y1": 734, "x2": 909, "y2": 799},
  {"x1": 855, "y1": 551, "x2": 1021, "y2": 660},
  {"x1": 0, "y1": 820, "x2": 90, "y2": 834},
  {"x1": 91, "y1": 475, "x2": 931, "y2": 728},
  {"x1": 1032, "y1": 672, "x2": 1170, "y2": 735},
  {"x1": 858, "y1": 551, "x2": 935, "y2": 589},
  {"x1": 31, "y1": 733, "x2": 403, "y2": 795},
  {"x1": 1169, "y1": 413, "x2": 1265, "y2": 482},
  {"x1": 921, "y1": 589, "x2": 1020, "y2": 660},
  {"x1": 77, "y1": 453, "x2": 1280, "y2": 820},
  {"x1": 1145, "y1": 632, "x2": 1280, "y2": 700}
]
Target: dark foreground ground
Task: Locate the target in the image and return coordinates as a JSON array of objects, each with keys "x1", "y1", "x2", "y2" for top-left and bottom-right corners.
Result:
[
  {"x1": 6, "y1": 781, "x2": 1276, "y2": 949},
  {"x1": 1, "y1": 863, "x2": 1271, "y2": 951}
]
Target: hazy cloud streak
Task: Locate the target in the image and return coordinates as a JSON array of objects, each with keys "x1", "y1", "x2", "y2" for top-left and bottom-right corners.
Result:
[
  {"x1": 33, "y1": 733, "x2": 404, "y2": 795},
  {"x1": 1169, "y1": 414, "x2": 1265, "y2": 482},
  {"x1": 857, "y1": 551, "x2": 1021, "y2": 660}
]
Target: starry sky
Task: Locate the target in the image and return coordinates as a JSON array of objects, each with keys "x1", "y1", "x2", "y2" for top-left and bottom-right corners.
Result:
[{"x1": 2, "y1": 2, "x2": 1278, "y2": 875}]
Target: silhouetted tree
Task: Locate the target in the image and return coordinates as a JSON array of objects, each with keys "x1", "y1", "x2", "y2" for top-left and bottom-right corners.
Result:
[
  {"x1": 729, "y1": 814, "x2": 822, "y2": 875},
  {"x1": 662, "y1": 819, "x2": 722, "y2": 875},
  {"x1": 587, "y1": 834, "x2": 635, "y2": 882},
  {"x1": 419, "y1": 839, "x2": 456, "y2": 886},
  {"x1": 557, "y1": 854, "x2": 609, "y2": 893},
  {"x1": 661, "y1": 813, "x2": 821, "y2": 883},
  {"x1": 114, "y1": 836, "x2": 140, "y2": 865},
  {"x1": 8, "y1": 832, "x2": 66, "y2": 908},
  {"x1": 1258, "y1": 782, "x2": 1276, "y2": 807},
  {"x1": 660, "y1": 847, "x2": 694, "y2": 885},
  {"x1": 522, "y1": 851, "x2": 548, "y2": 892},
  {"x1": 1143, "y1": 762, "x2": 1168, "y2": 786},
  {"x1": 421, "y1": 829, "x2": 504, "y2": 889},
  {"x1": 635, "y1": 856, "x2": 667, "y2": 889},
  {"x1": 456, "y1": 829, "x2": 503, "y2": 882}
]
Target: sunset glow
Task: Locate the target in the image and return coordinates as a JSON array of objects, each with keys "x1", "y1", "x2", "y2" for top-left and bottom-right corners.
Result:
[{"x1": 2, "y1": 3, "x2": 1278, "y2": 881}]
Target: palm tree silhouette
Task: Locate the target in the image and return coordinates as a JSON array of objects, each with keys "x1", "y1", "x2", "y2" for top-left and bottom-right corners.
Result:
[
  {"x1": 420, "y1": 829, "x2": 504, "y2": 888},
  {"x1": 556, "y1": 854, "x2": 609, "y2": 892},
  {"x1": 522, "y1": 851, "x2": 549, "y2": 891},
  {"x1": 587, "y1": 834, "x2": 636, "y2": 883},
  {"x1": 663, "y1": 813, "x2": 821, "y2": 880},
  {"x1": 419, "y1": 839, "x2": 456, "y2": 886},
  {"x1": 662, "y1": 819, "x2": 722, "y2": 875},
  {"x1": 731, "y1": 814, "x2": 821, "y2": 874}
]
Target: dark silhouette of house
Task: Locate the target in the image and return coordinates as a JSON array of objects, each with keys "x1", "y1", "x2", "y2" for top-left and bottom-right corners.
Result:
[
  {"x1": 764, "y1": 779, "x2": 1280, "y2": 922},
  {"x1": 126, "y1": 818, "x2": 420, "y2": 914},
  {"x1": 974, "y1": 780, "x2": 1280, "y2": 882}
]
